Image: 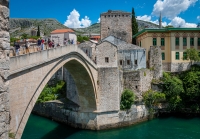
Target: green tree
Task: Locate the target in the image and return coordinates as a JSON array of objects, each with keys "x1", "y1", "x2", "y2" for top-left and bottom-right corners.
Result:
[
  {"x1": 21, "y1": 33, "x2": 28, "y2": 39},
  {"x1": 37, "y1": 25, "x2": 40, "y2": 37},
  {"x1": 120, "y1": 89, "x2": 135, "y2": 110},
  {"x1": 162, "y1": 72, "x2": 184, "y2": 110},
  {"x1": 143, "y1": 90, "x2": 165, "y2": 109},
  {"x1": 132, "y1": 7, "x2": 138, "y2": 45},
  {"x1": 184, "y1": 48, "x2": 200, "y2": 65}
]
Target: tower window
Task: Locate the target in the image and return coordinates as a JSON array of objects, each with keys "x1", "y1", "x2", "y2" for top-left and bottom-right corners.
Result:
[
  {"x1": 190, "y1": 38, "x2": 194, "y2": 46},
  {"x1": 162, "y1": 52, "x2": 165, "y2": 60},
  {"x1": 134, "y1": 60, "x2": 138, "y2": 65},
  {"x1": 153, "y1": 38, "x2": 157, "y2": 46},
  {"x1": 120, "y1": 60, "x2": 123, "y2": 65},
  {"x1": 127, "y1": 60, "x2": 130, "y2": 65},
  {"x1": 161, "y1": 38, "x2": 165, "y2": 46},
  {"x1": 105, "y1": 57, "x2": 109, "y2": 63}
]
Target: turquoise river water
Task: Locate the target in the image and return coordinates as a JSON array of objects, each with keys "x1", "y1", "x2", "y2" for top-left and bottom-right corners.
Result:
[{"x1": 22, "y1": 114, "x2": 200, "y2": 139}]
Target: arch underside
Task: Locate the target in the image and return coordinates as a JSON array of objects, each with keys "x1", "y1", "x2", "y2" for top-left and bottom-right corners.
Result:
[{"x1": 10, "y1": 54, "x2": 97, "y2": 138}]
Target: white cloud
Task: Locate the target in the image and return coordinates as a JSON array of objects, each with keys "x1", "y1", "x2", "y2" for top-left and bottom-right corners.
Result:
[
  {"x1": 137, "y1": 15, "x2": 151, "y2": 21},
  {"x1": 197, "y1": 16, "x2": 200, "y2": 20},
  {"x1": 169, "y1": 16, "x2": 197, "y2": 27},
  {"x1": 97, "y1": 18, "x2": 100, "y2": 23},
  {"x1": 64, "y1": 9, "x2": 91, "y2": 28},
  {"x1": 152, "y1": 0, "x2": 198, "y2": 19}
]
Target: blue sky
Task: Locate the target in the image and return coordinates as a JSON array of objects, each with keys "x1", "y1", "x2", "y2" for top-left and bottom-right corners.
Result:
[{"x1": 10, "y1": 0, "x2": 200, "y2": 28}]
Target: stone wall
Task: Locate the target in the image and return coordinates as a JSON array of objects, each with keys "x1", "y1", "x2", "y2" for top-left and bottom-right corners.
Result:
[
  {"x1": 123, "y1": 69, "x2": 153, "y2": 99},
  {"x1": 149, "y1": 46, "x2": 162, "y2": 79},
  {"x1": 0, "y1": 0, "x2": 10, "y2": 139},
  {"x1": 97, "y1": 67, "x2": 120, "y2": 111},
  {"x1": 100, "y1": 10, "x2": 132, "y2": 43},
  {"x1": 170, "y1": 62, "x2": 191, "y2": 72},
  {"x1": 33, "y1": 101, "x2": 148, "y2": 131}
]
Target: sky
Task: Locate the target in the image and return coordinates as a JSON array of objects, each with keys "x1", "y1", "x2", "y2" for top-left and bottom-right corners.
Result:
[{"x1": 10, "y1": 0, "x2": 200, "y2": 28}]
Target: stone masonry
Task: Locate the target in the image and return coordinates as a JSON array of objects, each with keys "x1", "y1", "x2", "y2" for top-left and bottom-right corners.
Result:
[
  {"x1": 0, "y1": 0, "x2": 10, "y2": 139},
  {"x1": 149, "y1": 46, "x2": 163, "y2": 79},
  {"x1": 100, "y1": 10, "x2": 132, "y2": 43}
]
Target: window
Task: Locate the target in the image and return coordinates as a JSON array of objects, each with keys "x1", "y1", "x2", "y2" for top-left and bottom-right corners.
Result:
[
  {"x1": 198, "y1": 38, "x2": 200, "y2": 46},
  {"x1": 153, "y1": 38, "x2": 157, "y2": 46},
  {"x1": 175, "y1": 52, "x2": 179, "y2": 60},
  {"x1": 127, "y1": 60, "x2": 130, "y2": 65},
  {"x1": 120, "y1": 60, "x2": 123, "y2": 65},
  {"x1": 175, "y1": 37, "x2": 179, "y2": 46},
  {"x1": 105, "y1": 57, "x2": 109, "y2": 63},
  {"x1": 161, "y1": 38, "x2": 165, "y2": 46},
  {"x1": 134, "y1": 60, "x2": 138, "y2": 65},
  {"x1": 183, "y1": 52, "x2": 187, "y2": 60},
  {"x1": 162, "y1": 52, "x2": 165, "y2": 60},
  {"x1": 190, "y1": 38, "x2": 194, "y2": 46},
  {"x1": 183, "y1": 37, "x2": 187, "y2": 46},
  {"x1": 140, "y1": 41, "x2": 141, "y2": 47},
  {"x1": 104, "y1": 16, "x2": 106, "y2": 18}
]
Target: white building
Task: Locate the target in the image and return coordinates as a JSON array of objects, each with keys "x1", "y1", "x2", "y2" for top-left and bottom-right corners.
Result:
[{"x1": 50, "y1": 29, "x2": 77, "y2": 46}]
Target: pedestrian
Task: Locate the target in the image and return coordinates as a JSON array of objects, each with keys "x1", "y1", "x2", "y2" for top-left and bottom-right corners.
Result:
[
  {"x1": 52, "y1": 40, "x2": 55, "y2": 48},
  {"x1": 41, "y1": 38, "x2": 45, "y2": 50},
  {"x1": 48, "y1": 38, "x2": 51, "y2": 49},
  {"x1": 64, "y1": 38, "x2": 67, "y2": 45},
  {"x1": 14, "y1": 41, "x2": 20, "y2": 56},
  {"x1": 68, "y1": 39, "x2": 70, "y2": 45},
  {"x1": 37, "y1": 38, "x2": 41, "y2": 51},
  {"x1": 25, "y1": 40, "x2": 30, "y2": 54}
]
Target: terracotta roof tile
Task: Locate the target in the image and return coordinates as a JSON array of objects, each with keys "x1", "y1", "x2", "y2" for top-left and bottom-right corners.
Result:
[{"x1": 51, "y1": 29, "x2": 74, "y2": 34}]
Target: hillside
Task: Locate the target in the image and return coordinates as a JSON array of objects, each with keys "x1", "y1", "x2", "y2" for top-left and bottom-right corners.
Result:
[
  {"x1": 10, "y1": 18, "x2": 68, "y2": 37},
  {"x1": 10, "y1": 18, "x2": 160, "y2": 38},
  {"x1": 73, "y1": 20, "x2": 160, "y2": 35}
]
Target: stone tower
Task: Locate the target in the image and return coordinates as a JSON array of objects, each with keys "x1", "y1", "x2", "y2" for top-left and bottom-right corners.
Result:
[
  {"x1": 159, "y1": 12, "x2": 162, "y2": 29},
  {"x1": 100, "y1": 10, "x2": 132, "y2": 43},
  {"x1": 0, "y1": 0, "x2": 10, "y2": 139},
  {"x1": 149, "y1": 46, "x2": 163, "y2": 79}
]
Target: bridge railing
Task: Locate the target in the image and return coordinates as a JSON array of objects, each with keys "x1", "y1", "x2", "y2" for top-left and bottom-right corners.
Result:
[
  {"x1": 10, "y1": 43, "x2": 51, "y2": 57},
  {"x1": 10, "y1": 44, "x2": 97, "y2": 74}
]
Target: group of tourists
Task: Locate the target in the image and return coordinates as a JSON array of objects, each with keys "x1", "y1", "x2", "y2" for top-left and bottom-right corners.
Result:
[
  {"x1": 13, "y1": 37, "x2": 75, "y2": 56},
  {"x1": 64, "y1": 38, "x2": 74, "y2": 45}
]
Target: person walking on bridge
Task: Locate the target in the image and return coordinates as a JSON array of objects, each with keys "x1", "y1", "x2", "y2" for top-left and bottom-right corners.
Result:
[{"x1": 14, "y1": 41, "x2": 20, "y2": 56}]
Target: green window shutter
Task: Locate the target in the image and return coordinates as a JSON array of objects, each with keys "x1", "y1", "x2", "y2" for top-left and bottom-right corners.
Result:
[
  {"x1": 175, "y1": 37, "x2": 179, "y2": 46},
  {"x1": 183, "y1": 38, "x2": 187, "y2": 46},
  {"x1": 176, "y1": 52, "x2": 179, "y2": 60},
  {"x1": 190, "y1": 38, "x2": 194, "y2": 46},
  {"x1": 198, "y1": 38, "x2": 200, "y2": 46},
  {"x1": 162, "y1": 52, "x2": 165, "y2": 60},
  {"x1": 161, "y1": 38, "x2": 165, "y2": 46},
  {"x1": 183, "y1": 52, "x2": 187, "y2": 60},
  {"x1": 153, "y1": 38, "x2": 157, "y2": 46}
]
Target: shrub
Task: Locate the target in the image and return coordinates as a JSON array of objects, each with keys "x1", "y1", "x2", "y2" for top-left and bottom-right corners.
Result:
[{"x1": 120, "y1": 89, "x2": 135, "y2": 110}]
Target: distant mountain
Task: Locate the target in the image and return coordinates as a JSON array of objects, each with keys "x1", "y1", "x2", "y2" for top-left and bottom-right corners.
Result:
[
  {"x1": 10, "y1": 18, "x2": 68, "y2": 38},
  {"x1": 73, "y1": 20, "x2": 160, "y2": 35},
  {"x1": 9, "y1": 18, "x2": 160, "y2": 38}
]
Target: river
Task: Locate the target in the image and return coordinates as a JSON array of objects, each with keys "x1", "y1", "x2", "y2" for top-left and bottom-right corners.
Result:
[{"x1": 22, "y1": 114, "x2": 200, "y2": 139}]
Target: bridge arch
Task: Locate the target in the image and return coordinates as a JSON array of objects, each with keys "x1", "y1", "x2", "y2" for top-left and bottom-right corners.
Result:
[{"x1": 9, "y1": 46, "x2": 98, "y2": 138}]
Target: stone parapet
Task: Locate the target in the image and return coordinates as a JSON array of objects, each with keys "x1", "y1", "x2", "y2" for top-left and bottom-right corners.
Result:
[{"x1": 0, "y1": 0, "x2": 10, "y2": 139}]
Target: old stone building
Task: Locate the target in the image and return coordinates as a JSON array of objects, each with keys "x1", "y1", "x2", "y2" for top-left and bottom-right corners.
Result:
[
  {"x1": 78, "y1": 41, "x2": 96, "y2": 61},
  {"x1": 97, "y1": 36, "x2": 146, "y2": 70},
  {"x1": 100, "y1": 10, "x2": 132, "y2": 43}
]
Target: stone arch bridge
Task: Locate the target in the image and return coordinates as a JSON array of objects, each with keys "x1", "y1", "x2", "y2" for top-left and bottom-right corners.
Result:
[{"x1": 9, "y1": 45, "x2": 119, "y2": 138}]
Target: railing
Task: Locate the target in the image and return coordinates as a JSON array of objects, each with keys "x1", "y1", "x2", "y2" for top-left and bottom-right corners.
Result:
[{"x1": 9, "y1": 43, "x2": 62, "y2": 57}]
